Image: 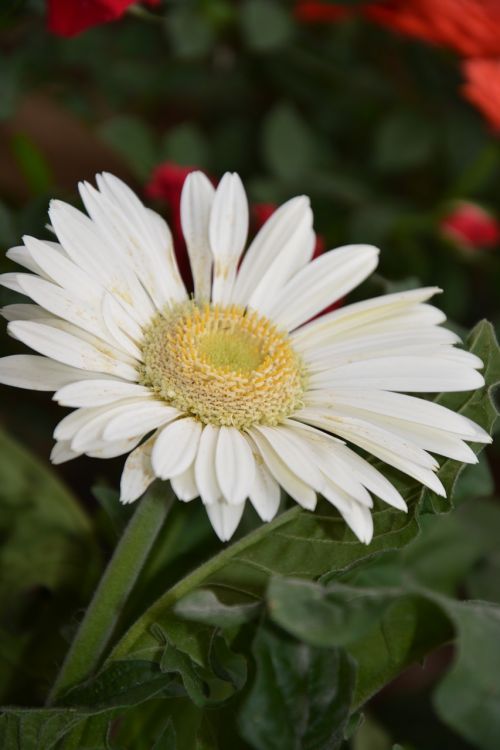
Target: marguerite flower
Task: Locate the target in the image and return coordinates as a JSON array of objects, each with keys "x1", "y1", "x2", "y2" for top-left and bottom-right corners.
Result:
[{"x1": 0, "y1": 172, "x2": 490, "y2": 543}]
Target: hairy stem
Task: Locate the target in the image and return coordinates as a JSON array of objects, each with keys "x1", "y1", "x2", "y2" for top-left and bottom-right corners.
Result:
[{"x1": 48, "y1": 484, "x2": 173, "y2": 703}]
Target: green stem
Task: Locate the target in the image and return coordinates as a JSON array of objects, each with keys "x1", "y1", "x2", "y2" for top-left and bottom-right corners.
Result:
[{"x1": 48, "y1": 484, "x2": 173, "y2": 704}]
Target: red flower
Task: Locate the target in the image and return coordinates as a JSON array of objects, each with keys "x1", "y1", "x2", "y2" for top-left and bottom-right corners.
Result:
[
  {"x1": 461, "y1": 58, "x2": 500, "y2": 132},
  {"x1": 440, "y1": 201, "x2": 500, "y2": 251},
  {"x1": 294, "y1": 1, "x2": 351, "y2": 23},
  {"x1": 146, "y1": 163, "x2": 200, "y2": 288},
  {"x1": 47, "y1": 0, "x2": 160, "y2": 37},
  {"x1": 365, "y1": 0, "x2": 500, "y2": 58}
]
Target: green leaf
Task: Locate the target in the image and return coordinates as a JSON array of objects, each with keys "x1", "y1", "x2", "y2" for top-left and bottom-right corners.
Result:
[
  {"x1": 353, "y1": 715, "x2": 393, "y2": 750},
  {"x1": 434, "y1": 599, "x2": 500, "y2": 750},
  {"x1": 267, "y1": 577, "x2": 398, "y2": 648},
  {"x1": 152, "y1": 718, "x2": 177, "y2": 750},
  {"x1": 165, "y1": 7, "x2": 215, "y2": 59},
  {"x1": 98, "y1": 116, "x2": 157, "y2": 179},
  {"x1": 374, "y1": 112, "x2": 435, "y2": 173},
  {"x1": 160, "y1": 124, "x2": 210, "y2": 169},
  {"x1": 238, "y1": 625, "x2": 356, "y2": 750},
  {"x1": 0, "y1": 661, "x2": 179, "y2": 750},
  {"x1": 0, "y1": 428, "x2": 100, "y2": 703},
  {"x1": 208, "y1": 632, "x2": 247, "y2": 693},
  {"x1": 262, "y1": 103, "x2": 319, "y2": 181},
  {"x1": 174, "y1": 589, "x2": 260, "y2": 628},
  {"x1": 153, "y1": 625, "x2": 209, "y2": 707},
  {"x1": 240, "y1": 0, "x2": 294, "y2": 52}
]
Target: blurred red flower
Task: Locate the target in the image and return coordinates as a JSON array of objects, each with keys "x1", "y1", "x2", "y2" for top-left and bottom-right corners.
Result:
[
  {"x1": 365, "y1": 0, "x2": 500, "y2": 58},
  {"x1": 461, "y1": 58, "x2": 500, "y2": 132},
  {"x1": 440, "y1": 201, "x2": 500, "y2": 250},
  {"x1": 294, "y1": 1, "x2": 351, "y2": 23},
  {"x1": 47, "y1": 0, "x2": 160, "y2": 37}
]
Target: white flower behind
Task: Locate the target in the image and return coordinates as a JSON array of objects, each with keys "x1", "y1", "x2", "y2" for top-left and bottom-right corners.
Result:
[{"x1": 0, "y1": 172, "x2": 490, "y2": 543}]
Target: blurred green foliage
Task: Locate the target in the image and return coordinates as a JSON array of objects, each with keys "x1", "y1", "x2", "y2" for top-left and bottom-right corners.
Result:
[{"x1": 1, "y1": 2, "x2": 500, "y2": 749}]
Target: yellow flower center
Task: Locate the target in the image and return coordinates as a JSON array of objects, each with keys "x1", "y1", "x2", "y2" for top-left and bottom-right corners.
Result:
[{"x1": 140, "y1": 302, "x2": 305, "y2": 429}]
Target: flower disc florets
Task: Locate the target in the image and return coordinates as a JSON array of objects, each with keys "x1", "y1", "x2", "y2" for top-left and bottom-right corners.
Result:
[{"x1": 140, "y1": 302, "x2": 305, "y2": 429}]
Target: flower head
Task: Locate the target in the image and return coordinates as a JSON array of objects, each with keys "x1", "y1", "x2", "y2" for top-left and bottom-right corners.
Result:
[
  {"x1": 440, "y1": 201, "x2": 500, "y2": 251},
  {"x1": 365, "y1": 0, "x2": 500, "y2": 58},
  {"x1": 461, "y1": 58, "x2": 500, "y2": 133},
  {"x1": 47, "y1": 0, "x2": 160, "y2": 37},
  {"x1": 0, "y1": 172, "x2": 490, "y2": 543}
]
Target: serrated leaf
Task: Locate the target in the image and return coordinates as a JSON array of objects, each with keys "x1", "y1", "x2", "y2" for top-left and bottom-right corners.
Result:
[
  {"x1": 208, "y1": 632, "x2": 247, "y2": 693},
  {"x1": 238, "y1": 624, "x2": 356, "y2": 750},
  {"x1": 0, "y1": 660, "x2": 179, "y2": 750},
  {"x1": 267, "y1": 577, "x2": 398, "y2": 648},
  {"x1": 433, "y1": 599, "x2": 500, "y2": 750}
]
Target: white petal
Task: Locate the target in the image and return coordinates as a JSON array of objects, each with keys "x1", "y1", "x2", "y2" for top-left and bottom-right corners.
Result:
[
  {"x1": 17, "y1": 275, "x2": 109, "y2": 342},
  {"x1": 151, "y1": 418, "x2": 202, "y2": 479},
  {"x1": 209, "y1": 173, "x2": 249, "y2": 304},
  {"x1": 54, "y1": 405, "x2": 111, "y2": 442},
  {"x1": 305, "y1": 388, "x2": 491, "y2": 442},
  {"x1": 87, "y1": 437, "x2": 142, "y2": 458},
  {"x1": 282, "y1": 421, "x2": 372, "y2": 507},
  {"x1": 0, "y1": 272, "x2": 33, "y2": 294},
  {"x1": 54, "y1": 380, "x2": 151, "y2": 407},
  {"x1": 194, "y1": 424, "x2": 221, "y2": 505},
  {"x1": 296, "y1": 408, "x2": 446, "y2": 497},
  {"x1": 296, "y1": 410, "x2": 438, "y2": 469},
  {"x1": 304, "y1": 328, "x2": 461, "y2": 369},
  {"x1": 171, "y1": 465, "x2": 199, "y2": 502},
  {"x1": 205, "y1": 498, "x2": 245, "y2": 542},
  {"x1": 268, "y1": 244, "x2": 380, "y2": 331},
  {"x1": 50, "y1": 440, "x2": 81, "y2": 465},
  {"x1": 7, "y1": 320, "x2": 138, "y2": 381},
  {"x1": 120, "y1": 436, "x2": 156, "y2": 504},
  {"x1": 233, "y1": 196, "x2": 313, "y2": 307},
  {"x1": 49, "y1": 199, "x2": 155, "y2": 326},
  {"x1": 215, "y1": 426, "x2": 255, "y2": 506},
  {"x1": 70, "y1": 400, "x2": 150, "y2": 452},
  {"x1": 180, "y1": 171, "x2": 214, "y2": 302},
  {"x1": 253, "y1": 425, "x2": 323, "y2": 489},
  {"x1": 101, "y1": 294, "x2": 143, "y2": 360},
  {"x1": 330, "y1": 443, "x2": 407, "y2": 511},
  {"x1": 246, "y1": 428, "x2": 317, "y2": 510},
  {"x1": 0, "y1": 355, "x2": 100, "y2": 392},
  {"x1": 342, "y1": 499, "x2": 374, "y2": 544},
  {"x1": 7, "y1": 245, "x2": 48, "y2": 276},
  {"x1": 310, "y1": 404, "x2": 478, "y2": 463},
  {"x1": 23, "y1": 236, "x2": 101, "y2": 302},
  {"x1": 249, "y1": 460, "x2": 281, "y2": 521},
  {"x1": 309, "y1": 355, "x2": 485, "y2": 392},
  {"x1": 102, "y1": 401, "x2": 180, "y2": 441},
  {"x1": 291, "y1": 287, "x2": 442, "y2": 352},
  {"x1": 91, "y1": 174, "x2": 187, "y2": 309},
  {"x1": 2, "y1": 303, "x2": 55, "y2": 322}
]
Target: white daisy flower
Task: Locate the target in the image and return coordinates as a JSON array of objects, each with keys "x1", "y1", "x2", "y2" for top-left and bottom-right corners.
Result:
[{"x1": 0, "y1": 172, "x2": 490, "y2": 543}]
